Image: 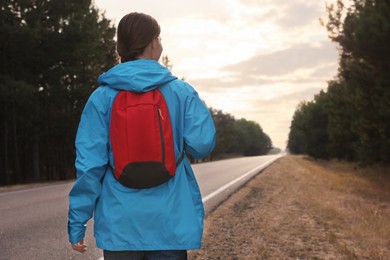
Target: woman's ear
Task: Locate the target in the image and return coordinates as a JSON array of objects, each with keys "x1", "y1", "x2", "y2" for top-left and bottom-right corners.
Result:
[
  {"x1": 151, "y1": 37, "x2": 160, "y2": 49},
  {"x1": 151, "y1": 36, "x2": 163, "y2": 61}
]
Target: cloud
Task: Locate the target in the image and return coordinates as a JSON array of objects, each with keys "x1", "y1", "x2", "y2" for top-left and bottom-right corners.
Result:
[
  {"x1": 187, "y1": 41, "x2": 338, "y2": 96},
  {"x1": 223, "y1": 41, "x2": 338, "y2": 76},
  {"x1": 274, "y1": 2, "x2": 324, "y2": 28},
  {"x1": 235, "y1": 0, "x2": 324, "y2": 28},
  {"x1": 95, "y1": 0, "x2": 224, "y2": 25}
]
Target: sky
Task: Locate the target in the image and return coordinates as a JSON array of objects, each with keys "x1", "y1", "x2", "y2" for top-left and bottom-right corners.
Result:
[{"x1": 94, "y1": 0, "x2": 339, "y2": 149}]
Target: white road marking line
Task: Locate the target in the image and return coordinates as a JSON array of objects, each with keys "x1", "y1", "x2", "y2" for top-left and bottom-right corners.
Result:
[{"x1": 202, "y1": 155, "x2": 282, "y2": 203}]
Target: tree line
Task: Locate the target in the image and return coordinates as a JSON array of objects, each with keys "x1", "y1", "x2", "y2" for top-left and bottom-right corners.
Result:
[
  {"x1": 209, "y1": 108, "x2": 273, "y2": 160},
  {"x1": 287, "y1": 0, "x2": 390, "y2": 165},
  {"x1": 0, "y1": 0, "x2": 273, "y2": 186}
]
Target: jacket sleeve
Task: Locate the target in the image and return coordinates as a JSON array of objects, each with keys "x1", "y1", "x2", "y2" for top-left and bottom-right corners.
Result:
[
  {"x1": 183, "y1": 91, "x2": 216, "y2": 159},
  {"x1": 68, "y1": 88, "x2": 111, "y2": 244}
]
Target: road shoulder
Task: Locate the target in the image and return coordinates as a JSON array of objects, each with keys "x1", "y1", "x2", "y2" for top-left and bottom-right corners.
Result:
[{"x1": 189, "y1": 155, "x2": 390, "y2": 259}]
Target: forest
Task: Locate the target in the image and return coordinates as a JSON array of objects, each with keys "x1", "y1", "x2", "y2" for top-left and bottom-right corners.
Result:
[
  {"x1": 0, "y1": 0, "x2": 273, "y2": 185},
  {"x1": 287, "y1": 0, "x2": 390, "y2": 165}
]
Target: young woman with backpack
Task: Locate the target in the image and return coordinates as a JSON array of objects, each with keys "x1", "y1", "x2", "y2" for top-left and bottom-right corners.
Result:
[{"x1": 68, "y1": 12, "x2": 216, "y2": 260}]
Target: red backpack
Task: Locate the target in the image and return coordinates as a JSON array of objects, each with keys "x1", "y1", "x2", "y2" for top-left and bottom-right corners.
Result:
[{"x1": 110, "y1": 89, "x2": 184, "y2": 189}]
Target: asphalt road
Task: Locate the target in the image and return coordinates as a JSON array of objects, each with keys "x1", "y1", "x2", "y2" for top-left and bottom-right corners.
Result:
[{"x1": 0, "y1": 154, "x2": 282, "y2": 260}]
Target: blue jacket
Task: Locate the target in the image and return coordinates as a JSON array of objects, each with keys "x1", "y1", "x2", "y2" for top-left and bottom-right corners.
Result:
[{"x1": 68, "y1": 59, "x2": 216, "y2": 250}]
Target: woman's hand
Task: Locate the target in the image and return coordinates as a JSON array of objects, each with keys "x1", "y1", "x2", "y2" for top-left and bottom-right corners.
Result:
[{"x1": 71, "y1": 239, "x2": 87, "y2": 253}]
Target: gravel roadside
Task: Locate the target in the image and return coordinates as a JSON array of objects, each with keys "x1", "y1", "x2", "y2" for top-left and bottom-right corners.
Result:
[{"x1": 189, "y1": 155, "x2": 390, "y2": 259}]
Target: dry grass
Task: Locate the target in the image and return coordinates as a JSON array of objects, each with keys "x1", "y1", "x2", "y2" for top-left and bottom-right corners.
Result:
[{"x1": 189, "y1": 155, "x2": 390, "y2": 259}]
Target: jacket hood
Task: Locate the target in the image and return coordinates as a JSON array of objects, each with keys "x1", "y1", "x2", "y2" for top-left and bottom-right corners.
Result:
[{"x1": 98, "y1": 59, "x2": 177, "y2": 92}]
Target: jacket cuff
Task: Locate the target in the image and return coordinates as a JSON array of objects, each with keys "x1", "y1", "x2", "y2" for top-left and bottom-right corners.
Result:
[{"x1": 68, "y1": 221, "x2": 87, "y2": 244}]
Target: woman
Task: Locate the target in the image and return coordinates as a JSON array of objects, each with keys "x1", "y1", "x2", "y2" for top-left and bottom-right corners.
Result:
[{"x1": 68, "y1": 12, "x2": 216, "y2": 260}]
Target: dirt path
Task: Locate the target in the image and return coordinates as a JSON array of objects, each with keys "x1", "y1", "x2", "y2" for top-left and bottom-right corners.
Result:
[{"x1": 189, "y1": 155, "x2": 390, "y2": 259}]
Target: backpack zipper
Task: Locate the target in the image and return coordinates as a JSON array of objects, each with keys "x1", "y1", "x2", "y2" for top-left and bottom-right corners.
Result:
[
  {"x1": 157, "y1": 106, "x2": 165, "y2": 164},
  {"x1": 157, "y1": 107, "x2": 165, "y2": 120}
]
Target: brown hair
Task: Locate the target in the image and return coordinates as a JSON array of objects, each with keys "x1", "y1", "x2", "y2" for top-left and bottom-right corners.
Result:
[{"x1": 117, "y1": 12, "x2": 161, "y2": 63}]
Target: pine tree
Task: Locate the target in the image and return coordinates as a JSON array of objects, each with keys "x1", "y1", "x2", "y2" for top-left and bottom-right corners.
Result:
[{"x1": 0, "y1": 0, "x2": 117, "y2": 185}]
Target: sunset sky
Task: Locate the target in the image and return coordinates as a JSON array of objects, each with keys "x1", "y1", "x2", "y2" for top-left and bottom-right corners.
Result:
[{"x1": 94, "y1": 0, "x2": 340, "y2": 149}]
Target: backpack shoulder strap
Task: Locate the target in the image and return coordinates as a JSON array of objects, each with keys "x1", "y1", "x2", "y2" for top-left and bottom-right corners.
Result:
[{"x1": 176, "y1": 150, "x2": 186, "y2": 166}]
